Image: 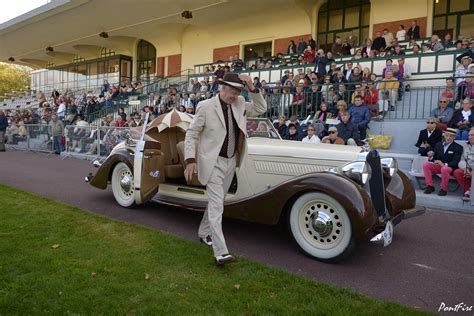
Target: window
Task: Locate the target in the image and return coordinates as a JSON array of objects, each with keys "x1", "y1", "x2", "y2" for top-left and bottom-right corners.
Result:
[
  {"x1": 432, "y1": 0, "x2": 474, "y2": 39},
  {"x1": 136, "y1": 40, "x2": 156, "y2": 82},
  {"x1": 243, "y1": 42, "x2": 272, "y2": 61},
  {"x1": 317, "y1": 0, "x2": 370, "y2": 51}
]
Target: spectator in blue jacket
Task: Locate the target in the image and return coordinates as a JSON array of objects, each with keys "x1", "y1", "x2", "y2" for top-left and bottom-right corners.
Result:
[
  {"x1": 349, "y1": 95, "x2": 371, "y2": 140},
  {"x1": 298, "y1": 38, "x2": 307, "y2": 54},
  {"x1": 336, "y1": 110, "x2": 361, "y2": 146}
]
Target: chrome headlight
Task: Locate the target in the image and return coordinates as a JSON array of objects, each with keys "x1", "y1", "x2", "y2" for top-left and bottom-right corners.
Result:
[
  {"x1": 341, "y1": 161, "x2": 372, "y2": 185},
  {"x1": 381, "y1": 157, "x2": 398, "y2": 177}
]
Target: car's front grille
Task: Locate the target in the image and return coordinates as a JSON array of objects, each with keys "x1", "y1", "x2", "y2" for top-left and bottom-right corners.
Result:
[{"x1": 366, "y1": 150, "x2": 387, "y2": 218}]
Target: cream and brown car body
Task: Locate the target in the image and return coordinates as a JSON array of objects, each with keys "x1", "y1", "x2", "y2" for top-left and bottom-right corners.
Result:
[{"x1": 87, "y1": 117, "x2": 424, "y2": 262}]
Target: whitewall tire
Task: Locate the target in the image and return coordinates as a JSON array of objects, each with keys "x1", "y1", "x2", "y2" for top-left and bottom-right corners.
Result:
[
  {"x1": 289, "y1": 192, "x2": 355, "y2": 262},
  {"x1": 111, "y1": 162, "x2": 135, "y2": 208}
]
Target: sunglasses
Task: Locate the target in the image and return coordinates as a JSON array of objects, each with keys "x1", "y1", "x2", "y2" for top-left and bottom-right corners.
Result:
[
  {"x1": 328, "y1": 131, "x2": 336, "y2": 134},
  {"x1": 439, "y1": 101, "x2": 448, "y2": 103}
]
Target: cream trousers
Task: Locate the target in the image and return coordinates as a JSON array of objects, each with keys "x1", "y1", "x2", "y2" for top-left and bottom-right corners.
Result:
[{"x1": 198, "y1": 156, "x2": 236, "y2": 257}]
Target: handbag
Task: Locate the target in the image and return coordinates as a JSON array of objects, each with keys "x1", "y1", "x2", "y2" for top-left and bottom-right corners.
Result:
[{"x1": 367, "y1": 134, "x2": 393, "y2": 150}]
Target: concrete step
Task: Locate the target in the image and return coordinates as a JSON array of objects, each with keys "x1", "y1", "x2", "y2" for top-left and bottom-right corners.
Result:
[{"x1": 416, "y1": 189, "x2": 472, "y2": 214}]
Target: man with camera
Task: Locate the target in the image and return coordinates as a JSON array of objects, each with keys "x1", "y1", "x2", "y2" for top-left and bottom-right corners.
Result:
[{"x1": 184, "y1": 73, "x2": 267, "y2": 265}]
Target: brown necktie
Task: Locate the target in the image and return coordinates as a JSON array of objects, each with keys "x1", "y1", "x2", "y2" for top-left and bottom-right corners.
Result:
[{"x1": 227, "y1": 105, "x2": 235, "y2": 157}]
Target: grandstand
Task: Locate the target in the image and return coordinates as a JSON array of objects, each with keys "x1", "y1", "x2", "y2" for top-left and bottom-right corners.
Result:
[{"x1": 0, "y1": 0, "x2": 473, "y2": 207}]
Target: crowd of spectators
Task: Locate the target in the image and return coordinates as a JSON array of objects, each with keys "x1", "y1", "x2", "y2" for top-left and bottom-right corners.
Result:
[{"x1": 1, "y1": 24, "x2": 473, "y2": 199}]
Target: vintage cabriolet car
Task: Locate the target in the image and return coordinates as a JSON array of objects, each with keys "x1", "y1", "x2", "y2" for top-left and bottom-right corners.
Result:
[{"x1": 86, "y1": 110, "x2": 424, "y2": 262}]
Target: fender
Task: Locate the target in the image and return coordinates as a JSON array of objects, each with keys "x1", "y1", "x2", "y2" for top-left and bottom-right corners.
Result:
[
  {"x1": 384, "y1": 170, "x2": 416, "y2": 216},
  {"x1": 223, "y1": 172, "x2": 379, "y2": 241},
  {"x1": 89, "y1": 148, "x2": 134, "y2": 190}
]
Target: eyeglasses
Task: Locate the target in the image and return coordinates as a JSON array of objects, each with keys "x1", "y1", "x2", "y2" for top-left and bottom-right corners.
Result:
[
  {"x1": 426, "y1": 121, "x2": 436, "y2": 124},
  {"x1": 439, "y1": 101, "x2": 448, "y2": 103},
  {"x1": 328, "y1": 131, "x2": 336, "y2": 134}
]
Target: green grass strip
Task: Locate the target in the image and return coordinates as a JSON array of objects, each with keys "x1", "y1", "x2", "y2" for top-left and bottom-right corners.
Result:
[{"x1": 0, "y1": 184, "x2": 430, "y2": 315}]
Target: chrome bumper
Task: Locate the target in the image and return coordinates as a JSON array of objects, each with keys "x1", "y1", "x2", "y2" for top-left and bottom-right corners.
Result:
[{"x1": 370, "y1": 207, "x2": 426, "y2": 246}]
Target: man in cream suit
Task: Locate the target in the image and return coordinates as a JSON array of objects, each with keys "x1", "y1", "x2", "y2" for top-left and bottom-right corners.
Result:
[{"x1": 184, "y1": 73, "x2": 267, "y2": 265}]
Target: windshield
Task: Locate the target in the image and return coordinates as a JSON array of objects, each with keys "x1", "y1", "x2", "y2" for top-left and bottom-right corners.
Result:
[{"x1": 246, "y1": 118, "x2": 281, "y2": 139}]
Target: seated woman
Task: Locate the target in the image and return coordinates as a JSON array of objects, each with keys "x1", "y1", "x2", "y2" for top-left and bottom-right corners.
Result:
[
  {"x1": 448, "y1": 98, "x2": 473, "y2": 140},
  {"x1": 313, "y1": 102, "x2": 332, "y2": 123}
]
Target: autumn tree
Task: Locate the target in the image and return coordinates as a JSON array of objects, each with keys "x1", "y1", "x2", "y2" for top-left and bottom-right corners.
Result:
[{"x1": 0, "y1": 63, "x2": 31, "y2": 99}]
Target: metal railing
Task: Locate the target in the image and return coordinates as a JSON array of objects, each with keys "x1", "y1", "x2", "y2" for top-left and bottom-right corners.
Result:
[
  {"x1": 63, "y1": 125, "x2": 132, "y2": 159},
  {"x1": 259, "y1": 83, "x2": 451, "y2": 121},
  {"x1": 191, "y1": 49, "x2": 466, "y2": 86},
  {"x1": 5, "y1": 124, "x2": 54, "y2": 153}
]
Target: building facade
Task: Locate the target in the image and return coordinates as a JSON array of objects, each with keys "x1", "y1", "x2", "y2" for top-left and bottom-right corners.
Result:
[{"x1": 0, "y1": 0, "x2": 472, "y2": 92}]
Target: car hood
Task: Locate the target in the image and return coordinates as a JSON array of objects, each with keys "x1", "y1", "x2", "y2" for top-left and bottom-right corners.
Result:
[{"x1": 247, "y1": 138, "x2": 362, "y2": 162}]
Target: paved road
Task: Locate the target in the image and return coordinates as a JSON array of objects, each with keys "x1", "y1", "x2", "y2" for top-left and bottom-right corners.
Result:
[{"x1": 1, "y1": 150, "x2": 473, "y2": 312}]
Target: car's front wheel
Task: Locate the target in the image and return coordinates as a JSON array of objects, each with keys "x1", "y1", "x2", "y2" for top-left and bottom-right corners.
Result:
[
  {"x1": 289, "y1": 192, "x2": 355, "y2": 262},
  {"x1": 111, "y1": 162, "x2": 135, "y2": 208}
]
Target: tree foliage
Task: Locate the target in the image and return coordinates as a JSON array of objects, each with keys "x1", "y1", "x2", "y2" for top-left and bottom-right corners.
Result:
[{"x1": 0, "y1": 63, "x2": 31, "y2": 99}]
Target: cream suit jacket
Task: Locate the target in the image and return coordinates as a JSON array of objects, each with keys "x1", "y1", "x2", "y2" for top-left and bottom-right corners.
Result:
[{"x1": 184, "y1": 92, "x2": 267, "y2": 185}]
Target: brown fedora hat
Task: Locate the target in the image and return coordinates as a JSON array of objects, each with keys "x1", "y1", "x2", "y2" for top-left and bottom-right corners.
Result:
[{"x1": 218, "y1": 73, "x2": 245, "y2": 91}]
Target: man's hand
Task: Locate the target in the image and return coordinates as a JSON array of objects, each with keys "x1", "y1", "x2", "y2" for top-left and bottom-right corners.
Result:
[
  {"x1": 434, "y1": 160, "x2": 443, "y2": 166},
  {"x1": 427, "y1": 150, "x2": 434, "y2": 158},
  {"x1": 184, "y1": 163, "x2": 197, "y2": 183},
  {"x1": 420, "y1": 142, "x2": 429, "y2": 148},
  {"x1": 238, "y1": 74, "x2": 255, "y2": 91}
]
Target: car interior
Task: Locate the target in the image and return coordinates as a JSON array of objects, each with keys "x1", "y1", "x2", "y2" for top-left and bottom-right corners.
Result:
[{"x1": 144, "y1": 126, "x2": 237, "y2": 192}]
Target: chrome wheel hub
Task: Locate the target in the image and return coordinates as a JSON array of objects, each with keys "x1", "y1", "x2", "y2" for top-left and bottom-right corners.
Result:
[
  {"x1": 300, "y1": 201, "x2": 344, "y2": 248},
  {"x1": 119, "y1": 170, "x2": 134, "y2": 196},
  {"x1": 310, "y1": 211, "x2": 333, "y2": 238}
]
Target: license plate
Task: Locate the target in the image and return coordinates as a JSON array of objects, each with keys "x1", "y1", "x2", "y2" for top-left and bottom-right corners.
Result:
[{"x1": 382, "y1": 220, "x2": 393, "y2": 247}]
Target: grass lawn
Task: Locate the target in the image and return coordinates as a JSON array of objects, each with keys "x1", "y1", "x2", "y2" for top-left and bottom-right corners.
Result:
[{"x1": 0, "y1": 184, "x2": 429, "y2": 315}]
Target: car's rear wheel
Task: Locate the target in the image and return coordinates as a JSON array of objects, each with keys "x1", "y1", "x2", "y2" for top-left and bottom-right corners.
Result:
[
  {"x1": 111, "y1": 162, "x2": 135, "y2": 208},
  {"x1": 289, "y1": 192, "x2": 355, "y2": 262}
]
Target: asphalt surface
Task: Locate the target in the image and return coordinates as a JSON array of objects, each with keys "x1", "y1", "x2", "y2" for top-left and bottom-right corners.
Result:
[{"x1": 1, "y1": 150, "x2": 473, "y2": 313}]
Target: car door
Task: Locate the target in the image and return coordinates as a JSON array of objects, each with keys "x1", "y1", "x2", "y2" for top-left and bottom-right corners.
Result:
[{"x1": 133, "y1": 114, "x2": 164, "y2": 204}]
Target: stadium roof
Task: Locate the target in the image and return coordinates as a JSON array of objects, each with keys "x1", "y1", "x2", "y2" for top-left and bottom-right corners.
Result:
[{"x1": 0, "y1": 0, "x2": 316, "y2": 68}]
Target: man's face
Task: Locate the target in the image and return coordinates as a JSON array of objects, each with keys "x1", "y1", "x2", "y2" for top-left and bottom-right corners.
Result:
[
  {"x1": 398, "y1": 58, "x2": 404, "y2": 64},
  {"x1": 307, "y1": 126, "x2": 315, "y2": 135},
  {"x1": 386, "y1": 71, "x2": 393, "y2": 79},
  {"x1": 439, "y1": 98, "x2": 448, "y2": 109},
  {"x1": 444, "y1": 133, "x2": 455, "y2": 144},
  {"x1": 376, "y1": 32, "x2": 381, "y2": 37},
  {"x1": 278, "y1": 117, "x2": 285, "y2": 124},
  {"x1": 426, "y1": 119, "x2": 436, "y2": 130},
  {"x1": 462, "y1": 100, "x2": 472, "y2": 111},
  {"x1": 220, "y1": 85, "x2": 241, "y2": 104},
  {"x1": 468, "y1": 130, "x2": 474, "y2": 144},
  {"x1": 354, "y1": 98, "x2": 363, "y2": 106},
  {"x1": 341, "y1": 113, "x2": 350, "y2": 123},
  {"x1": 289, "y1": 127, "x2": 296, "y2": 135},
  {"x1": 311, "y1": 85, "x2": 318, "y2": 92}
]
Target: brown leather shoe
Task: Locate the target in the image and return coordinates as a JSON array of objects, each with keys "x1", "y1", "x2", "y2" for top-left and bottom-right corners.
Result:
[
  {"x1": 437, "y1": 189, "x2": 447, "y2": 196},
  {"x1": 424, "y1": 185, "x2": 435, "y2": 194}
]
